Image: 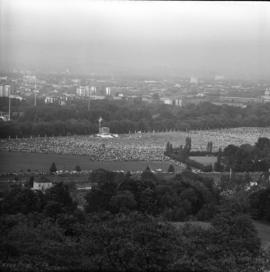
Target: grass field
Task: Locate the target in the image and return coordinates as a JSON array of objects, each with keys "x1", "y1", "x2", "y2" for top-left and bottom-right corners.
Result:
[
  {"x1": 1, "y1": 127, "x2": 270, "y2": 173},
  {"x1": 189, "y1": 156, "x2": 217, "y2": 166},
  {"x1": 0, "y1": 151, "x2": 183, "y2": 173}
]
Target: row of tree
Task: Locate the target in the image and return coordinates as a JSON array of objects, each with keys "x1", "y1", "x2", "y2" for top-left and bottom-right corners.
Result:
[
  {"x1": 1, "y1": 99, "x2": 270, "y2": 137},
  {"x1": 165, "y1": 138, "x2": 214, "y2": 172},
  {"x1": 221, "y1": 137, "x2": 270, "y2": 172}
]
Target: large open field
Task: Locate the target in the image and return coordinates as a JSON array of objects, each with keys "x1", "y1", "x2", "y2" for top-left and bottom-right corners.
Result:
[
  {"x1": 1, "y1": 127, "x2": 270, "y2": 173},
  {"x1": 189, "y1": 156, "x2": 217, "y2": 166},
  {"x1": 0, "y1": 151, "x2": 182, "y2": 173},
  {"x1": 1, "y1": 127, "x2": 269, "y2": 155}
]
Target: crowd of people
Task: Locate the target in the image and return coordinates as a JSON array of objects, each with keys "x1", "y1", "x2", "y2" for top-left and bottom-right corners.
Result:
[
  {"x1": 186, "y1": 127, "x2": 270, "y2": 151},
  {"x1": 1, "y1": 128, "x2": 270, "y2": 161},
  {"x1": 0, "y1": 133, "x2": 168, "y2": 161},
  {"x1": 159, "y1": 127, "x2": 270, "y2": 152}
]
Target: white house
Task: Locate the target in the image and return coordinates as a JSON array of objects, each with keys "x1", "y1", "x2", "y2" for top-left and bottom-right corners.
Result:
[
  {"x1": 262, "y1": 88, "x2": 270, "y2": 103},
  {"x1": 32, "y1": 177, "x2": 53, "y2": 192}
]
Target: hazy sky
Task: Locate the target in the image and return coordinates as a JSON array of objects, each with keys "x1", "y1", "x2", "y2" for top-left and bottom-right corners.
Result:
[{"x1": 1, "y1": 0, "x2": 270, "y2": 78}]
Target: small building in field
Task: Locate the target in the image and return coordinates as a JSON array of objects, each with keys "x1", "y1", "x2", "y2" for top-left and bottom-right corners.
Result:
[{"x1": 32, "y1": 176, "x2": 54, "y2": 192}]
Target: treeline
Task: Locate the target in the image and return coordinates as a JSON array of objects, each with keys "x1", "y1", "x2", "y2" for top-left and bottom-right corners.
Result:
[
  {"x1": 166, "y1": 137, "x2": 270, "y2": 173},
  {"x1": 0, "y1": 168, "x2": 268, "y2": 271},
  {"x1": 221, "y1": 137, "x2": 270, "y2": 172},
  {"x1": 1, "y1": 100, "x2": 270, "y2": 137},
  {"x1": 249, "y1": 187, "x2": 270, "y2": 221},
  {"x1": 165, "y1": 137, "x2": 214, "y2": 172}
]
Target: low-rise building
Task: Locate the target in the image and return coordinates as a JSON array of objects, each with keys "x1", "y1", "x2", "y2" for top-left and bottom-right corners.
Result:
[
  {"x1": 32, "y1": 176, "x2": 53, "y2": 192},
  {"x1": 262, "y1": 88, "x2": 270, "y2": 103},
  {"x1": 45, "y1": 96, "x2": 58, "y2": 104}
]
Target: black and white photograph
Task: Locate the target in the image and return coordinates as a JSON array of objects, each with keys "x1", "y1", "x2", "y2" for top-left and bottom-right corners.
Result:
[{"x1": 0, "y1": 0, "x2": 270, "y2": 271}]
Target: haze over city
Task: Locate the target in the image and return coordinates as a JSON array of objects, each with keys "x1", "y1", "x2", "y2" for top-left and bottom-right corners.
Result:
[{"x1": 1, "y1": 0, "x2": 270, "y2": 79}]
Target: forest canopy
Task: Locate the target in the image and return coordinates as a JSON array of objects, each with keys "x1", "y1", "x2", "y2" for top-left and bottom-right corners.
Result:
[{"x1": 1, "y1": 100, "x2": 270, "y2": 137}]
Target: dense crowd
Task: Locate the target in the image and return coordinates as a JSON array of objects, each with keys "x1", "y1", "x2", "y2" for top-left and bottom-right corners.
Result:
[
  {"x1": 1, "y1": 128, "x2": 270, "y2": 161},
  {"x1": 0, "y1": 133, "x2": 167, "y2": 161},
  {"x1": 162, "y1": 127, "x2": 270, "y2": 151}
]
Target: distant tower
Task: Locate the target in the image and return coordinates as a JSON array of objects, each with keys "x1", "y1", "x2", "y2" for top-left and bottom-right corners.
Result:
[
  {"x1": 91, "y1": 86, "x2": 96, "y2": 95},
  {"x1": 4, "y1": 85, "x2": 10, "y2": 97},
  {"x1": 98, "y1": 117, "x2": 103, "y2": 132},
  {"x1": 87, "y1": 87, "x2": 91, "y2": 111},
  {"x1": 8, "y1": 87, "x2": 11, "y2": 121},
  {"x1": 34, "y1": 93, "x2": 37, "y2": 107},
  {"x1": 34, "y1": 78, "x2": 38, "y2": 107},
  {"x1": 214, "y1": 75, "x2": 224, "y2": 81},
  {"x1": 190, "y1": 77, "x2": 198, "y2": 84},
  {"x1": 106, "y1": 87, "x2": 111, "y2": 96}
]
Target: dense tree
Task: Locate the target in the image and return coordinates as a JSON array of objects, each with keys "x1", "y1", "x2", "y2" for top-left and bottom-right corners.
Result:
[
  {"x1": 109, "y1": 191, "x2": 137, "y2": 213},
  {"x1": 184, "y1": 136, "x2": 192, "y2": 153},
  {"x1": 165, "y1": 141, "x2": 173, "y2": 153},
  {"x1": 44, "y1": 200, "x2": 64, "y2": 218},
  {"x1": 81, "y1": 213, "x2": 180, "y2": 271},
  {"x1": 249, "y1": 187, "x2": 270, "y2": 221},
  {"x1": 49, "y1": 162, "x2": 57, "y2": 173},
  {"x1": 214, "y1": 148, "x2": 224, "y2": 172},
  {"x1": 168, "y1": 164, "x2": 175, "y2": 173},
  {"x1": 0, "y1": 186, "x2": 45, "y2": 215},
  {"x1": 221, "y1": 138, "x2": 270, "y2": 172},
  {"x1": 141, "y1": 166, "x2": 157, "y2": 182},
  {"x1": 0, "y1": 167, "x2": 269, "y2": 271},
  {"x1": 89, "y1": 168, "x2": 124, "y2": 185},
  {"x1": 0, "y1": 181, "x2": 77, "y2": 218},
  {"x1": 45, "y1": 182, "x2": 76, "y2": 213},
  {"x1": 173, "y1": 215, "x2": 262, "y2": 272},
  {"x1": 84, "y1": 169, "x2": 219, "y2": 221},
  {"x1": 2, "y1": 101, "x2": 270, "y2": 138}
]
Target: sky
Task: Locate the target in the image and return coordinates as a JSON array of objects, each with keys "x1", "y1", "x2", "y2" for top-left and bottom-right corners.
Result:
[{"x1": 1, "y1": 0, "x2": 270, "y2": 79}]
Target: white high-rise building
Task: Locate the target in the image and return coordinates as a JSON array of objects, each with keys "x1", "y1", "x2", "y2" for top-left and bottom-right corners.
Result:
[
  {"x1": 76, "y1": 87, "x2": 83, "y2": 96},
  {"x1": 0, "y1": 85, "x2": 3, "y2": 97},
  {"x1": 3, "y1": 85, "x2": 10, "y2": 97},
  {"x1": 190, "y1": 77, "x2": 198, "y2": 84},
  {"x1": 175, "y1": 98, "x2": 182, "y2": 107},
  {"x1": 215, "y1": 75, "x2": 225, "y2": 81},
  {"x1": 262, "y1": 88, "x2": 270, "y2": 103},
  {"x1": 106, "y1": 87, "x2": 111, "y2": 96},
  {"x1": 91, "y1": 86, "x2": 96, "y2": 95},
  {"x1": 0, "y1": 76, "x2": 8, "y2": 82},
  {"x1": 77, "y1": 86, "x2": 91, "y2": 97}
]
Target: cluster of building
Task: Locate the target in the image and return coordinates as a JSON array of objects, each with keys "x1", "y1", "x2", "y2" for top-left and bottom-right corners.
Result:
[
  {"x1": 75, "y1": 86, "x2": 111, "y2": 99},
  {"x1": 1, "y1": 71, "x2": 270, "y2": 114}
]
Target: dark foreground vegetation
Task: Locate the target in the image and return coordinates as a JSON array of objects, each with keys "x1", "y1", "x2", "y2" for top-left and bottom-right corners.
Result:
[
  {"x1": 1, "y1": 99, "x2": 270, "y2": 137},
  {"x1": 221, "y1": 137, "x2": 270, "y2": 172},
  {"x1": 1, "y1": 167, "x2": 270, "y2": 271}
]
